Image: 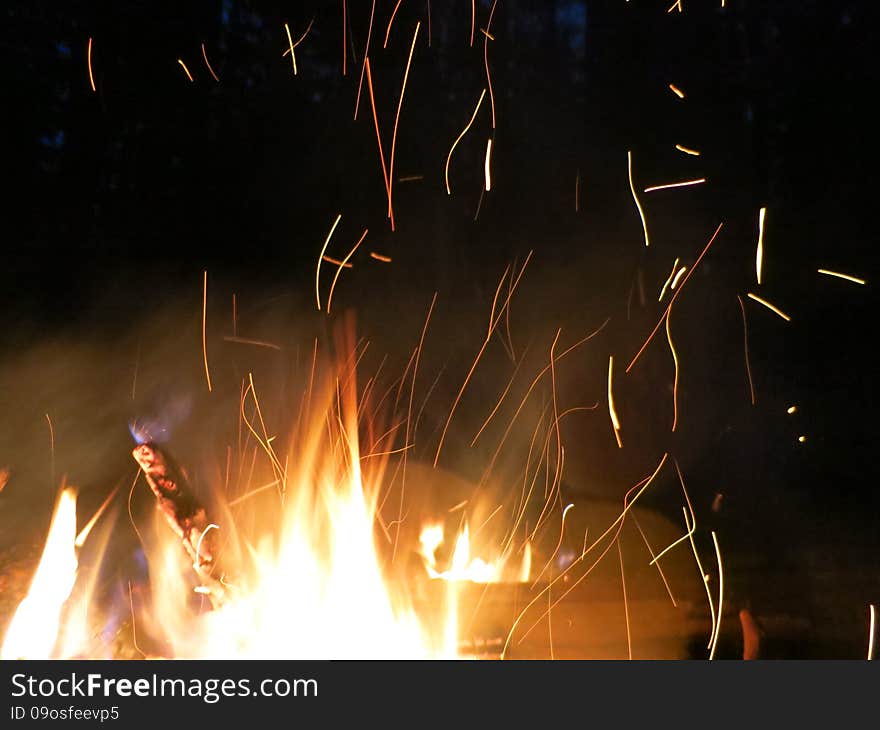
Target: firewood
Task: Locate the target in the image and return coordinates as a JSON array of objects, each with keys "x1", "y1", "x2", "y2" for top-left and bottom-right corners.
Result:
[{"x1": 131, "y1": 443, "x2": 227, "y2": 604}]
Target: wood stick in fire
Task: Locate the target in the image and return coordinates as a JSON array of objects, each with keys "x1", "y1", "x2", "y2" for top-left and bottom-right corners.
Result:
[{"x1": 131, "y1": 442, "x2": 228, "y2": 604}]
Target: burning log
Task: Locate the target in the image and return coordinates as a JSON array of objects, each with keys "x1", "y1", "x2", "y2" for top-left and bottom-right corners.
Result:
[{"x1": 131, "y1": 443, "x2": 228, "y2": 604}]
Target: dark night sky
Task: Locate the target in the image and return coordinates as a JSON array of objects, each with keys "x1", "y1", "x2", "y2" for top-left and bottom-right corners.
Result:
[{"x1": 0, "y1": 1, "x2": 877, "y2": 653}]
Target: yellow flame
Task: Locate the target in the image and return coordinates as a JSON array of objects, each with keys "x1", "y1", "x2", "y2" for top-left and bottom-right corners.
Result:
[
  {"x1": 419, "y1": 523, "x2": 527, "y2": 584},
  {"x1": 136, "y1": 363, "x2": 463, "y2": 658},
  {"x1": 2, "y1": 489, "x2": 78, "y2": 659},
  {"x1": 5, "y1": 331, "x2": 543, "y2": 660}
]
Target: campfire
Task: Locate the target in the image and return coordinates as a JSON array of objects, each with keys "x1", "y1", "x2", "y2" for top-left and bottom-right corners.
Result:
[
  {"x1": 0, "y1": 3, "x2": 873, "y2": 664},
  {"x1": 0, "y1": 308, "x2": 716, "y2": 660},
  {"x1": 0, "y1": 334, "x2": 536, "y2": 659}
]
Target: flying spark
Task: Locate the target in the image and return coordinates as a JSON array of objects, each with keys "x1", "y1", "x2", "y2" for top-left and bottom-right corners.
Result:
[
  {"x1": 756, "y1": 207, "x2": 766, "y2": 285},
  {"x1": 201, "y1": 43, "x2": 220, "y2": 82},
  {"x1": 353, "y1": 0, "x2": 375, "y2": 119},
  {"x1": 747, "y1": 292, "x2": 791, "y2": 322},
  {"x1": 281, "y1": 19, "x2": 316, "y2": 57},
  {"x1": 445, "y1": 89, "x2": 486, "y2": 195},
  {"x1": 617, "y1": 540, "x2": 632, "y2": 660},
  {"x1": 222, "y1": 336, "x2": 281, "y2": 351},
  {"x1": 327, "y1": 229, "x2": 368, "y2": 314},
  {"x1": 316, "y1": 214, "x2": 343, "y2": 311},
  {"x1": 659, "y1": 258, "x2": 680, "y2": 302},
  {"x1": 365, "y1": 59, "x2": 393, "y2": 227},
  {"x1": 627, "y1": 224, "x2": 724, "y2": 372},
  {"x1": 670, "y1": 266, "x2": 687, "y2": 290},
  {"x1": 608, "y1": 356, "x2": 622, "y2": 448},
  {"x1": 675, "y1": 144, "x2": 700, "y2": 156},
  {"x1": 87, "y1": 37, "x2": 96, "y2": 92},
  {"x1": 484, "y1": 139, "x2": 493, "y2": 191},
  {"x1": 386, "y1": 22, "x2": 421, "y2": 229},
  {"x1": 322, "y1": 255, "x2": 353, "y2": 269},
  {"x1": 666, "y1": 309, "x2": 680, "y2": 432},
  {"x1": 384, "y1": 0, "x2": 404, "y2": 48},
  {"x1": 177, "y1": 59, "x2": 194, "y2": 82},
  {"x1": 284, "y1": 23, "x2": 297, "y2": 74},
  {"x1": 737, "y1": 295, "x2": 757, "y2": 405},
  {"x1": 668, "y1": 83, "x2": 685, "y2": 99},
  {"x1": 683, "y1": 506, "x2": 716, "y2": 653},
  {"x1": 202, "y1": 271, "x2": 212, "y2": 392},
  {"x1": 869, "y1": 604, "x2": 877, "y2": 660},
  {"x1": 484, "y1": 0, "x2": 499, "y2": 128},
  {"x1": 817, "y1": 269, "x2": 866, "y2": 285},
  {"x1": 643, "y1": 178, "x2": 706, "y2": 193},
  {"x1": 627, "y1": 151, "x2": 650, "y2": 247},
  {"x1": 709, "y1": 531, "x2": 724, "y2": 660}
]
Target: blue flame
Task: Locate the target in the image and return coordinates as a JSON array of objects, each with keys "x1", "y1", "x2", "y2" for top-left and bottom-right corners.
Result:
[{"x1": 128, "y1": 394, "x2": 193, "y2": 444}]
